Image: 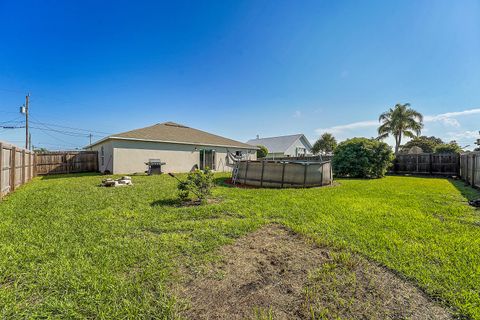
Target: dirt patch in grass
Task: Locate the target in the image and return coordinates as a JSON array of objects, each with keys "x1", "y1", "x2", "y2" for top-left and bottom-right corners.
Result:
[{"x1": 177, "y1": 224, "x2": 452, "y2": 320}]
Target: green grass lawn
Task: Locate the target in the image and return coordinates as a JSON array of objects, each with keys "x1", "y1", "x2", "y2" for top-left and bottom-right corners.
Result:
[{"x1": 0, "y1": 173, "x2": 479, "y2": 319}]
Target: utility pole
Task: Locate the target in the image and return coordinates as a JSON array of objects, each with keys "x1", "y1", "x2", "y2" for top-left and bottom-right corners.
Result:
[
  {"x1": 25, "y1": 94, "x2": 29, "y2": 150},
  {"x1": 89, "y1": 133, "x2": 92, "y2": 149}
]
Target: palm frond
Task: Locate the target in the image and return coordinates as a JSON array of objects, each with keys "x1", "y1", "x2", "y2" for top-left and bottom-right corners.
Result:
[{"x1": 377, "y1": 132, "x2": 389, "y2": 140}]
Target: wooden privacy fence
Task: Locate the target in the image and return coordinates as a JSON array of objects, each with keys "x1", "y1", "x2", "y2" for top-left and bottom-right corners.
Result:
[
  {"x1": 392, "y1": 153, "x2": 459, "y2": 176},
  {"x1": 459, "y1": 152, "x2": 480, "y2": 188},
  {"x1": 0, "y1": 141, "x2": 36, "y2": 199},
  {"x1": 35, "y1": 151, "x2": 98, "y2": 175}
]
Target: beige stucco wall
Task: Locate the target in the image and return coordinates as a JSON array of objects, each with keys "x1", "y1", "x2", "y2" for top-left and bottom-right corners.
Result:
[
  {"x1": 92, "y1": 139, "x2": 257, "y2": 174},
  {"x1": 90, "y1": 140, "x2": 114, "y2": 173}
]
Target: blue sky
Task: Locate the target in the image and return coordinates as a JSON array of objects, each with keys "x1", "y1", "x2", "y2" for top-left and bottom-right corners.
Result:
[{"x1": 1, "y1": 0, "x2": 479, "y2": 150}]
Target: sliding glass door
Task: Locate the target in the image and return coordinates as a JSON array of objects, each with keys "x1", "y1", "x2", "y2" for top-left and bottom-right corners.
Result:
[{"x1": 199, "y1": 149, "x2": 216, "y2": 170}]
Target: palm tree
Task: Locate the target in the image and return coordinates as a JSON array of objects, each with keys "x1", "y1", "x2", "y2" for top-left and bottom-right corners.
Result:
[{"x1": 378, "y1": 103, "x2": 423, "y2": 154}]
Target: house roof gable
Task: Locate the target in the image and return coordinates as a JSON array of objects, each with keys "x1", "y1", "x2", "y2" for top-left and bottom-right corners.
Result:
[
  {"x1": 89, "y1": 122, "x2": 255, "y2": 149},
  {"x1": 246, "y1": 134, "x2": 311, "y2": 153}
]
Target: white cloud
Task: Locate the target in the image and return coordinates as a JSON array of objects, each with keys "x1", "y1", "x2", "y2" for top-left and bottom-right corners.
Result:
[
  {"x1": 315, "y1": 120, "x2": 377, "y2": 135},
  {"x1": 314, "y1": 108, "x2": 480, "y2": 149},
  {"x1": 316, "y1": 108, "x2": 480, "y2": 136},
  {"x1": 423, "y1": 108, "x2": 480, "y2": 127},
  {"x1": 293, "y1": 110, "x2": 302, "y2": 118},
  {"x1": 446, "y1": 130, "x2": 480, "y2": 140}
]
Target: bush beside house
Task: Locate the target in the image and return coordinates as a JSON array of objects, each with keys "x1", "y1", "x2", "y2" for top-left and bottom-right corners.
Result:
[{"x1": 256, "y1": 145, "x2": 269, "y2": 158}]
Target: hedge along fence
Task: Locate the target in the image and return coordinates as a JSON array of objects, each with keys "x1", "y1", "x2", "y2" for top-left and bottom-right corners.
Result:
[
  {"x1": 0, "y1": 141, "x2": 36, "y2": 200},
  {"x1": 460, "y1": 152, "x2": 480, "y2": 188},
  {"x1": 235, "y1": 160, "x2": 332, "y2": 188},
  {"x1": 392, "y1": 153, "x2": 459, "y2": 176}
]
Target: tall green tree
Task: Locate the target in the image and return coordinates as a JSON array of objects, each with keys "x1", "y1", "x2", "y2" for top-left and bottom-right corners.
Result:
[
  {"x1": 401, "y1": 136, "x2": 444, "y2": 153},
  {"x1": 312, "y1": 133, "x2": 337, "y2": 155},
  {"x1": 378, "y1": 103, "x2": 424, "y2": 154},
  {"x1": 434, "y1": 141, "x2": 463, "y2": 154}
]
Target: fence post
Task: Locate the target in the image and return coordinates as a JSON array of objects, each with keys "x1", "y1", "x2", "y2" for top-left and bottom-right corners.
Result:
[
  {"x1": 472, "y1": 154, "x2": 476, "y2": 186},
  {"x1": 243, "y1": 160, "x2": 249, "y2": 185},
  {"x1": 320, "y1": 162, "x2": 324, "y2": 186},
  {"x1": 303, "y1": 163, "x2": 308, "y2": 187},
  {"x1": 33, "y1": 153, "x2": 37, "y2": 177},
  {"x1": 28, "y1": 153, "x2": 31, "y2": 181},
  {"x1": 260, "y1": 160, "x2": 265, "y2": 187},
  {"x1": 281, "y1": 162, "x2": 286, "y2": 188},
  {"x1": 330, "y1": 161, "x2": 333, "y2": 185},
  {"x1": 416, "y1": 154, "x2": 419, "y2": 173},
  {"x1": 466, "y1": 156, "x2": 470, "y2": 185},
  {"x1": 10, "y1": 147, "x2": 16, "y2": 192},
  {"x1": 0, "y1": 143, "x2": 3, "y2": 198},
  {"x1": 21, "y1": 150, "x2": 26, "y2": 184},
  {"x1": 455, "y1": 153, "x2": 462, "y2": 178},
  {"x1": 429, "y1": 154, "x2": 433, "y2": 175}
]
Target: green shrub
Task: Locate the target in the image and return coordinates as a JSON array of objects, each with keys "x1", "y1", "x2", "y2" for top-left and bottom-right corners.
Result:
[
  {"x1": 434, "y1": 142, "x2": 462, "y2": 154},
  {"x1": 177, "y1": 169, "x2": 215, "y2": 202},
  {"x1": 256, "y1": 145, "x2": 268, "y2": 158},
  {"x1": 333, "y1": 138, "x2": 394, "y2": 178}
]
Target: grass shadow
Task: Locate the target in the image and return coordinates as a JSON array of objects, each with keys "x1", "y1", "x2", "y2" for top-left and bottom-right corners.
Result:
[
  {"x1": 151, "y1": 197, "x2": 223, "y2": 207},
  {"x1": 448, "y1": 178, "x2": 480, "y2": 203},
  {"x1": 151, "y1": 198, "x2": 183, "y2": 207},
  {"x1": 39, "y1": 172, "x2": 103, "y2": 180},
  {"x1": 214, "y1": 177, "x2": 234, "y2": 187}
]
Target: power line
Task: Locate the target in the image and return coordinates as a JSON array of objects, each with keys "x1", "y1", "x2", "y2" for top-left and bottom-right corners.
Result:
[
  {"x1": 35, "y1": 127, "x2": 81, "y2": 147},
  {"x1": 0, "y1": 116, "x2": 24, "y2": 124},
  {"x1": 29, "y1": 119, "x2": 112, "y2": 135},
  {"x1": 0, "y1": 110, "x2": 19, "y2": 114},
  {"x1": 29, "y1": 126, "x2": 89, "y2": 137},
  {"x1": 1, "y1": 125, "x2": 25, "y2": 129}
]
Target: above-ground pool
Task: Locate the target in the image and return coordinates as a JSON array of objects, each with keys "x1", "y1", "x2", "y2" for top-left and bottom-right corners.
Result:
[{"x1": 234, "y1": 160, "x2": 332, "y2": 188}]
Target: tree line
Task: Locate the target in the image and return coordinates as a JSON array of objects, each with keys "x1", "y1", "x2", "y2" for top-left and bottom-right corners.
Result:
[{"x1": 256, "y1": 103, "x2": 478, "y2": 159}]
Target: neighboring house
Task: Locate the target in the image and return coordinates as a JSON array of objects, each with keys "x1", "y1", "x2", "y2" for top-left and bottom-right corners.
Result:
[
  {"x1": 246, "y1": 134, "x2": 312, "y2": 158},
  {"x1": 87, "y1": 122, "x2": 257, "y2": 174}
]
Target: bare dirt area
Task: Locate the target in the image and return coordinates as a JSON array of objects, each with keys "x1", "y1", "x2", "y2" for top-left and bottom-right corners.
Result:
[{"x1": 177, "y1": 224, "x2": 452, "y2": 320}]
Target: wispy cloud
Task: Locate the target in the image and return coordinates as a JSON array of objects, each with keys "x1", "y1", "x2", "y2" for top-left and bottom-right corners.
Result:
[
  {"x1": 446, "y1": 130, "x2": 480, "y2": 141},
  {"x1": 424, "y1": 108, "x2": 480, "y2": 127},
  {"x1": 315, "y1": 120, "x2": 377, "y2": 135},
  {"x1": 293, "y1": 110, "x2": 302, "y2": 118}
]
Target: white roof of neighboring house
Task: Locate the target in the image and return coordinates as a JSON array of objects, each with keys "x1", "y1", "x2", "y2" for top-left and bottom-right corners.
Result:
[
  {"x1": 246, "y1": 134, "x2": 312, "y2": 153},
  {"x1": 87, "y1": 122, "x2": 256, "y2": 149}
]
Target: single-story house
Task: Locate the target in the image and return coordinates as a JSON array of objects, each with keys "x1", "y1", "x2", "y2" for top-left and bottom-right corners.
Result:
[
  {"x1": 87, "y1": 122, "x2": 257, "y2": 174},
  {"x1": 246, "y1": 134, "x2": 312, "y2": 159}
]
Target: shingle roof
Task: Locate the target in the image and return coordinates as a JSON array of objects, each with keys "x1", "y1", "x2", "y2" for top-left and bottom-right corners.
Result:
[
  {"x1": 246, "y1": 134, "x2": 310, "y2": 153},
  {"x1": 91, "y1": 122, "x2": 254, "y2": 149}
]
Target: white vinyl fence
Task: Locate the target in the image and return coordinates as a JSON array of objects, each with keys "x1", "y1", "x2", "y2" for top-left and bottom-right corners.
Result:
[{"x1": 0, "y1": 141, "x2": 36, "y2": 200}]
